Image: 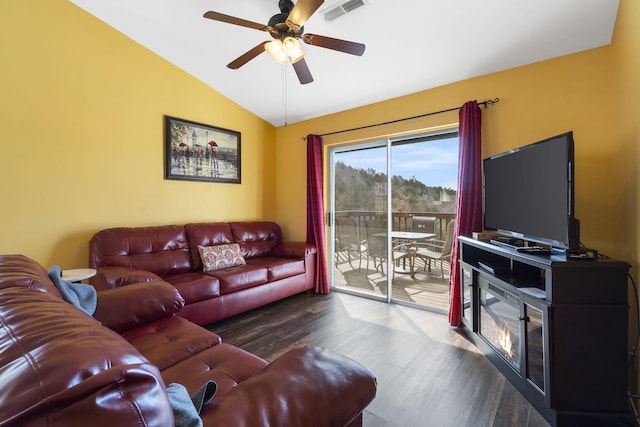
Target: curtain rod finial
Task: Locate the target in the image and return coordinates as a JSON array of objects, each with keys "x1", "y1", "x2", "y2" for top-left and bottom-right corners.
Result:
[{"x1": 483, "y1": 98, "x2": 500, "y2": 108}]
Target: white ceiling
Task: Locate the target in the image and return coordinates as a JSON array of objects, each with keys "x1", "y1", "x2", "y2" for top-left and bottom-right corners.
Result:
[{"x1": 69, "y1": 0, "x2": 619, "y2": 127}]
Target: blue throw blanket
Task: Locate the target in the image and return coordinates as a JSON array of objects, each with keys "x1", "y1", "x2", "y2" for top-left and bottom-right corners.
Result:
[
  {"x1": 47, "y1": 265, "x2": 97, "y2": 315},
  {"x1": 167, "y1": 381, "x2": 218, "y2": 427}
]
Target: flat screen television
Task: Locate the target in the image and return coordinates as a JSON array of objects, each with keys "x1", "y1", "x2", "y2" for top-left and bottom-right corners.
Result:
[{"x1": 483, "y1": 131, "x2": 579, "y2": 251}]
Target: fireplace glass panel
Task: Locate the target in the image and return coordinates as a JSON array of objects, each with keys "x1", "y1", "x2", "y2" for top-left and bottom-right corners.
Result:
[
  {"x1": 461, "y1": 267, "x2": 473, "y2": 326},
  {"x1": 479, "y1": 285, "x2": 521, "y2": 373},
  {"x1": 525, "y1": 303, "x2": 545, "y2": 392}
]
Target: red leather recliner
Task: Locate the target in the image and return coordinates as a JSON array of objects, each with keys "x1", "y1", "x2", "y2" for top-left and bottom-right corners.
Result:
[{"x1": 0, "y1": 254, "x2": 376, "y2": 427}]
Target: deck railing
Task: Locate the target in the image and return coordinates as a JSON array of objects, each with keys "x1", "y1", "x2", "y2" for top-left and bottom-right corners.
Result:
[{"x1": 333, "y1": 211, "x2": 455, "y2": 241}]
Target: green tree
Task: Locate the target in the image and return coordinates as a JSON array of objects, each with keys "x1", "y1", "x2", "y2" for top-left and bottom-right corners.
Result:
[{"x1": 335, "y1": 161, "x2": 456, "y2": 213}]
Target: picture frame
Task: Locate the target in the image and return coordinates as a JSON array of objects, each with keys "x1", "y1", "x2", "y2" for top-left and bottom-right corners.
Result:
[{"x1": 164, "y1": 115, "x2": 241, "y2": 184}]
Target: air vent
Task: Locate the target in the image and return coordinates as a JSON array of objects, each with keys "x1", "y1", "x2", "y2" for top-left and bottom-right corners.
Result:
[{"x1": 322, "y1": 0, "x2": 367, "y2": 22}]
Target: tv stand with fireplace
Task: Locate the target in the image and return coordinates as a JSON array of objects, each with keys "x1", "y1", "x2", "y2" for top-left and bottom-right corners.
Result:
[{"x1": 458, "y1": 236, "x2": 632, "y2": 426}]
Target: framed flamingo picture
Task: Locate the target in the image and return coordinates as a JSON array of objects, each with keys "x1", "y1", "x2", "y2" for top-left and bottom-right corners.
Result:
[{"x1": 164, "y1": 115, "x2": 241, "y2": 183}]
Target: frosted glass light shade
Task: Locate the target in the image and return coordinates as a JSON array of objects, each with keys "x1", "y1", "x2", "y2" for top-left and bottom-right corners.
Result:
[
  {"x1": 282, "y1": 37, "x2": 305, "y2": 63},
  {"x1": 266, "y1": 40, "x2": 287, "y2": 63}
]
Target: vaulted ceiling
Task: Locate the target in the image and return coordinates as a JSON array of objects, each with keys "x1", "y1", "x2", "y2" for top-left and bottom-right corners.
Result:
[{"x1": 70, "y1": 0, "x2": 619, "y2": 126}]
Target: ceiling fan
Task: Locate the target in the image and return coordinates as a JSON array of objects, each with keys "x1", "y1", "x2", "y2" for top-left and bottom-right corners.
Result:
[{"x1": 203, "y1": 0, "x2": 366, "y2": 84}]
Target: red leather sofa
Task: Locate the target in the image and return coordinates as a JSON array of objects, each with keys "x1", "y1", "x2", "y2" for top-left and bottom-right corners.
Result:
[
  {"x1": 89, "y1": 221, "x2": 316, "y2": 325},
  {"x1": 0, "y1": 254, "x2": 377, "y2": 426}
]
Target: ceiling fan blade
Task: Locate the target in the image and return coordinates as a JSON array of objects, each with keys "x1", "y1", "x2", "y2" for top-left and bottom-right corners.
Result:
[
  {"x1": 203, "y1": 11, "x2": 269, "y2": 32},
  {"x1": 292, "y1": 58, "x2": 313, "y2": 84},
  {"x1": 302, "y1": 33, "x2": 365, "y2": 56},
  {"x1": 286, "y1": 0, "x2": 324, "y2": 31},
  {"x1": 227, "y1": 42, "x2": 269, "y2": 69}
]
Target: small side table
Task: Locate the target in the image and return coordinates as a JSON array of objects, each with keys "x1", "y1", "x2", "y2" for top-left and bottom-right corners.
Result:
[{"x1": 61, "y1": 268, "x2": 97, "y2": 283}]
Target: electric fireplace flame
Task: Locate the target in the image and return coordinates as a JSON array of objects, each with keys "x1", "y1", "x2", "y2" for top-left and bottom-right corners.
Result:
[
  {"x1": 479, "y1": 288, "x2": 521, "y2": 371},
  {"x1": 497, "y1": 325, "x2": 513, "y2": 358}
]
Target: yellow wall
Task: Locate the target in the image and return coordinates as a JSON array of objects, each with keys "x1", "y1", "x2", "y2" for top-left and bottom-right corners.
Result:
[
  {"x1": 611, "y1": 0, "x2": 640, "y2": 391},
  {"x1": 613, "y1": 0, "x2": 640, "y2": 278},
  {"x1": 0, "y1": 1, "x2": 276, "y2": 268}
]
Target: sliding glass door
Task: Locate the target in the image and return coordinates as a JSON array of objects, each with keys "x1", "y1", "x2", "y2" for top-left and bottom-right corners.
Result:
[
  {"x1": 329, "y1": 131, "x2": 459, "y2": 312},
  {"x1": 331, "y1": 141, "x2": 389, "y2": 301}
]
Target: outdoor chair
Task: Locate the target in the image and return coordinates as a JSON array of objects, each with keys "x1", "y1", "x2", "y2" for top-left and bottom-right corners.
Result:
[
  {"x1": 411, "y1": 216, "x2": 436, "y2": 236},
  {"x1": 335, "y1": 216, "x2": 366, "y2": 270},
  {"x1": 363, "y1": 219, "x2": 414, "y2": 278},
  {"x1": 407, "y1": 215, "x2": 437, "y2": 245},
  {"x1": 414, "y1": 219, "x2": 455, "y2": 279}
]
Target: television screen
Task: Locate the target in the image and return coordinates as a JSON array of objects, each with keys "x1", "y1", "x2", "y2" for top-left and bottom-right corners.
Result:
[{"x1": 483, "y1": 131, "x2": 577, "y2": 250}]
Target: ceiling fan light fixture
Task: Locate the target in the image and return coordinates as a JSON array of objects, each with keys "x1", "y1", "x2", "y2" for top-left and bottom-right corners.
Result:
[
  {"x1": 266, "y1": 39, "x2": 287, "y2": 63},
  {"x1": 282, "y1": 37, "x2": 305, "y2": 63},
  {"x1": 203, "y1": 0, "x2": 365, "y2": 84}
]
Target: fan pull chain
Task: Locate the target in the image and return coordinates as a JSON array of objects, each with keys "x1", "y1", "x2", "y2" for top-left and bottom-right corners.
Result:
[{"x1": 283, "y1": 61, "x2": 288, "y2": 127}]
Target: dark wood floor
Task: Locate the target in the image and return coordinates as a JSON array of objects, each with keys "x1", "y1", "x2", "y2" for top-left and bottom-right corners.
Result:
[{"x1": 206, "y1": 291, "x2": 550, "y2": 427}]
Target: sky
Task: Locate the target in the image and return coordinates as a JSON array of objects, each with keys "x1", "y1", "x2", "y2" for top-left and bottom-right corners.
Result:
[{"x1": 334, "y1": 136, "x2": 459, "y2": 190}]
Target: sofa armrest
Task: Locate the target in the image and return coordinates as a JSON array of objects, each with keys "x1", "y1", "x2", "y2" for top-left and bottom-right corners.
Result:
[
  {"x1": 94, "y1": 282, "x2": 185, "y2": 333},
  {"x1": 203, "y1": 346, "x2": 376, "y2": 427},
  {"x1": 272, "y1": 242, "x2": 317, "y2": 259},
  {"x1": 90, "y1": 266, "x2": 163, "y2": 291}
]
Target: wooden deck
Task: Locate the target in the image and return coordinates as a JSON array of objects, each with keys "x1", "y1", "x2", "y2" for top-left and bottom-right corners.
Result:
[{"x1": 333, "y1": 252, "x2": 452, "y2": 313}]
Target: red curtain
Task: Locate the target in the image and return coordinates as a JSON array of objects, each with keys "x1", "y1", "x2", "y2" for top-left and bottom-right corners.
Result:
[
  {"x1": 306, "y1": 134, "x2": 329, "y2": 294},
  {"x1": 449, "y1": 101, "x2": 483, "y2": 326}
]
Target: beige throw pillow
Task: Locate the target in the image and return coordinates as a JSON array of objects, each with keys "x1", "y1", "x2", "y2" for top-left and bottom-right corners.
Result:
[{"x1": 198, "y1": 244, "x2": 246, "y2": 271}]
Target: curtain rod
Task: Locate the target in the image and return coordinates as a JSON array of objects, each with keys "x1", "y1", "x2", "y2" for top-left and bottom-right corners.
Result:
[{"x1": 302, "y1": 97, "x2": 499, "y2": 140}]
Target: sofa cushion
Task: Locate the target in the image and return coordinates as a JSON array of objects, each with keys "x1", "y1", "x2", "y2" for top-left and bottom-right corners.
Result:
[
  {"x1": 163, "y1": 272, "x2": 221, "y2": 304},
  {"x1": 229, "y1": 222, "x2": 283, "y2": 259},
  {"x1": 245, "y1": 257, "x2": 305, "y2": 281},
  {"x1": 184, "y1": 223, "x2": 235, "y2": 270},
  {"x1": 121, "y1": 316, "x2": 222, "y2": 371},
  {"x1": 89, "y1": 225, "x2": 192, "y2": 276},
  {"x1": 198, "y1": 244, "x2": 246, "y2": 272},
  {"x1": 161, "y1": 343, "x2": 268, "y2": 402},
  {"x1": 209, "y1": 264, "x2": 269, "y2": 294}
]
